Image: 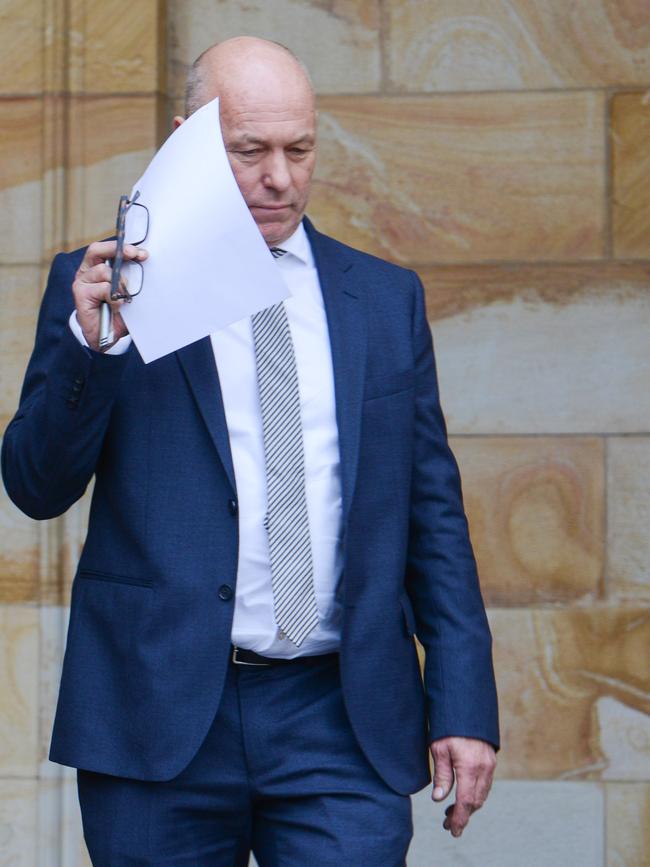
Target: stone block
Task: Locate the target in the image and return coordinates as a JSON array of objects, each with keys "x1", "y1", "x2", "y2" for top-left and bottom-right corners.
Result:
[
  {"x1": 489, "y1": 608, "x2": 650, "y2": 780},
  {"x1": 0, "y1": 779, "x2": 37, "y2": 865},
  {"x1": 310, "y1": 92, "x2": 605, "y2": 264},
  {"x1": 387, "y1": 0, "x2": 650, "y2": 92},
  {"x1": 612, "y1": 92, "x2": 650, "y2": 259},
  {"x1": 421, "y1": 260, "x2": 650, "y2": 322},
  {"x1": 0, "y1": 0, "x2": 43, "y2": 94},
  {"x1": 422, "y1": 264, "x2": 650, "y2": 433},
  {"x1": 67, "y1": 0, "x2": 164, "y2": 94},
  {"x1": 606, "y1": 783, "x2": 650, "y2": 867},
  {"x1": 450, "y1": 437, "x2": 604, "y2": 605},
  {"x1": 607, "y1": 437, "x2": 650, "y2": 602},
  {"x1": 0, "y1": 606, "x2": 39, "y2": 776},
  {"x1": 0, "y1": 98, "x2": 43, "y2": 263},
  {"x1": 409, "y1": 781, "x2": 604, "y2": 867},
  {"x1": 168, "y1": 0, "x2": 381, "y2": 98},
  {"x1": 597, "y1": 697, "x2": 650, "y2": 782}
]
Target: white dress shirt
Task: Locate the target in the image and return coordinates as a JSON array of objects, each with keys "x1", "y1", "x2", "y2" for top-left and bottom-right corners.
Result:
[{"x1": 69, "y1": 222, "x2": 344, "y2": 657}]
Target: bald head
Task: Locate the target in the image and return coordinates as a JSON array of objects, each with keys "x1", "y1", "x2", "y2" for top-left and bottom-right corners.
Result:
[
  {"x1": 185, "y1": 37, "x2": 314, "y2": 118},
  {"x1": 178, "y1": 37, "x2": 317, "y2": 246}
]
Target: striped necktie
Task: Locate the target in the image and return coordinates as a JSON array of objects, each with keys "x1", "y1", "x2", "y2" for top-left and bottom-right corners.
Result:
[{"x1": 250, "y1": 246, "x2": 319, "y2": 647}]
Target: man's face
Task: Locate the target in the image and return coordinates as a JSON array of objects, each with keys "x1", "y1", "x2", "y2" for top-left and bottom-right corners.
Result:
[{"x1": 219, "y1": 87, "x2": 317, "y2": 247}]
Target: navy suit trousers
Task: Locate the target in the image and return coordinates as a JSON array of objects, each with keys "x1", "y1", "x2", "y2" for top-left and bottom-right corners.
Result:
[{"x1": 77, "y1": 653, "x2": 412, "y2": 866}]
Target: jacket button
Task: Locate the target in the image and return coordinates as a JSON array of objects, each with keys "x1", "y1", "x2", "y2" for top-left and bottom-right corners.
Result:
[
  {"x1": 218, "y1": 584, "x2": 233, "y2": 601},
  {"x1": 228, "y1": 499, "x2": 238, "y2": 516}
]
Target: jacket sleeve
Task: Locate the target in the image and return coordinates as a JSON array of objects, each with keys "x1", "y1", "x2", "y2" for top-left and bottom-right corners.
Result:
[
  {"x1": 404, "y1": 270, "x2": 499, "y2": 749},
  {"x1": 1, "y1": 251, "x2": 133, "y2": 520}
]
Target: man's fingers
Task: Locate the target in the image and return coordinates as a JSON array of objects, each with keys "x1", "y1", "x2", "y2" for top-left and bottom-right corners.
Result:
[
  {"x1": 74, "y1": 252, "x2": 146, "y2": 306},
  {"x1": 73, "y1": 271, "x2": 124, "y2": 311},
  {"x1": 78, "y1": 240, "x2": 119, "y2": 269},
  {"x1": 474, "y1": 763, "x2": 494, "y2": 807},
  {"x1": 444, "y1": 764, "x2": 478, "y2": 837},
  {"x1": 444, "y1": 766, "x2": 495, "y2": 837},
  {"x1": 76, "y1": 261, "x2": 112, "y2": 287},
  {"x1": 443, "y1": 801, "x2": 475, "y2": 837},
  {"x1": 469, "y1": 746, "x2": 496, "y2": 813},
  {"x1": 430, "y1": 742, "x2": 454, "y2": 801},
  {"x1": 79, "y1": 240, "x2": 148, "y2": 271}
]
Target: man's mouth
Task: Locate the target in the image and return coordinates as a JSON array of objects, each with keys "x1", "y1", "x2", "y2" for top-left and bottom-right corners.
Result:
[{"x1": 251, "y1": 204, "x2": 293, "y2": 212}]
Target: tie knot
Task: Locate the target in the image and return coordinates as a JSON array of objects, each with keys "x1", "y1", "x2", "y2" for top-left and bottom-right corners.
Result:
[{"x1": 270, "y1": 247, "x2": 287, "y2": 259}]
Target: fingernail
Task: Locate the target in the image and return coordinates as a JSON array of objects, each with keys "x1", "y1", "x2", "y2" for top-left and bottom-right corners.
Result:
[{"x1": 433, "y1": 786, "x2": 444, "y2": 799}]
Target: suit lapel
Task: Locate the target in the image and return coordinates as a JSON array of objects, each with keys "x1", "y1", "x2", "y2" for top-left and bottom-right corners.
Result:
[
  {"x1": 176, "y1": 337, "x2": 237, "y2": 493},
  {"x1": 305, "y1": 219, "x2": 367, "y2": 525}
]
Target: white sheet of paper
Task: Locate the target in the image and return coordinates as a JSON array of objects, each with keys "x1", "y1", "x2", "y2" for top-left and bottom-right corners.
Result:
[{"x1": 119, "y1": 97, "x2": 290, "y2": 363}]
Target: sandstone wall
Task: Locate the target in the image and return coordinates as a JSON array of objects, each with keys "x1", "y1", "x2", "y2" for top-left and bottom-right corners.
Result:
[{"x1": 1, "y1": 2, "x2": 648, "y2": 863}]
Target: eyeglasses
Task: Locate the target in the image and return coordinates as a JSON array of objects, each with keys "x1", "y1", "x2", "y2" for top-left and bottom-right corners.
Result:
[
  {"x1": 110, "y1": 190, "x2": 149, "y2": 302},
  {"x1": 98, "y1": 191, "x2": 149, "y2": 349}
]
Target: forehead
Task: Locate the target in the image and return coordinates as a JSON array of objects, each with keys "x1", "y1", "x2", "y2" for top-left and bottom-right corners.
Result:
[{"x1": 220, "y1": 96, "x2": 316, "y2": 144}]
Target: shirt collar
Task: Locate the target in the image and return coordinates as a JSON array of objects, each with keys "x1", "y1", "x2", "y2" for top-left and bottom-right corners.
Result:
[{"x1": 275, "y1": 220, "x2": 314, "y2": 267}]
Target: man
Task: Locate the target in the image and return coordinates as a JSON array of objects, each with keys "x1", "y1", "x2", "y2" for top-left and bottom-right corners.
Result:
[{"x1": 2, "y1": 37, "x2": 498, "y2": 866}]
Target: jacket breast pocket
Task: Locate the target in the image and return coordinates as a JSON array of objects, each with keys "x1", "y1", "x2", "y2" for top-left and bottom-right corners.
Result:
[{"x1": 363, "y1": 369, "x2": 415, "y2": 402}]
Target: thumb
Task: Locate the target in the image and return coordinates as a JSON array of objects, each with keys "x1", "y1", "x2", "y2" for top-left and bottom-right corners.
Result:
[{"x1": 431, "y1": 743, "x2": 454, "y2": 801}]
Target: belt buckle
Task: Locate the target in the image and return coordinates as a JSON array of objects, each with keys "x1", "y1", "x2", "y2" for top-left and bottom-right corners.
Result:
[{"x1": 231, "y1": 646, "x2": 270, "y2": 666}]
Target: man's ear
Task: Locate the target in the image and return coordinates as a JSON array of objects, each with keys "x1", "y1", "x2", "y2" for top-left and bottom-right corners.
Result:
[{"x1": 172, "y1": 115, "x2": 185, "y2": 131}]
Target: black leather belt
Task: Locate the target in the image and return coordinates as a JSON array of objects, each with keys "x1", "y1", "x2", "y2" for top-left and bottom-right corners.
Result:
[
  {"x1": 231, "y1": 645, "x2": 295, "y2": 666},
  {"x1": 230, "y1": 645, "x2": 336, "y2": 667}
]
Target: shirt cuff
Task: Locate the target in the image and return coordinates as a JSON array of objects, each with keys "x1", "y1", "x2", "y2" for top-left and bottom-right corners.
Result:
[{"x1": 68, "y1": 310, "x2": 133, "y2": 356}]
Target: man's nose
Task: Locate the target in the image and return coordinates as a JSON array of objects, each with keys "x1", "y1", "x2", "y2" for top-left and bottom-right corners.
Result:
[{"x1": 261, "y1": 152, "x2": 292, "y2": 192}]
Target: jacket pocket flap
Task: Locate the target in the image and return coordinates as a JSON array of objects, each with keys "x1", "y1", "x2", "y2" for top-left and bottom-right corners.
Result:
[{"x1": 77, "y1": 569, "x2": 152, "y2": 589}]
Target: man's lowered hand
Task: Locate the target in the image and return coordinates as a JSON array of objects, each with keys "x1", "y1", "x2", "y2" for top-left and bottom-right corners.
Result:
[{"x1": 430, "y1": 736, "x2": 496, "y2": 838}]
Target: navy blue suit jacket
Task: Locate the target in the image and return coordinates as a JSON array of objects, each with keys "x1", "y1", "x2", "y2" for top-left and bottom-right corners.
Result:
[{"x1": 2, "y1": 218, "x2": 498, "y2": 795}]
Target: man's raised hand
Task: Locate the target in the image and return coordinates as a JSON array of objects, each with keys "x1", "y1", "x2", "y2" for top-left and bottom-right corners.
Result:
[{"x1": 72, "y1": 241, "x2": 147, "y2": 351}]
